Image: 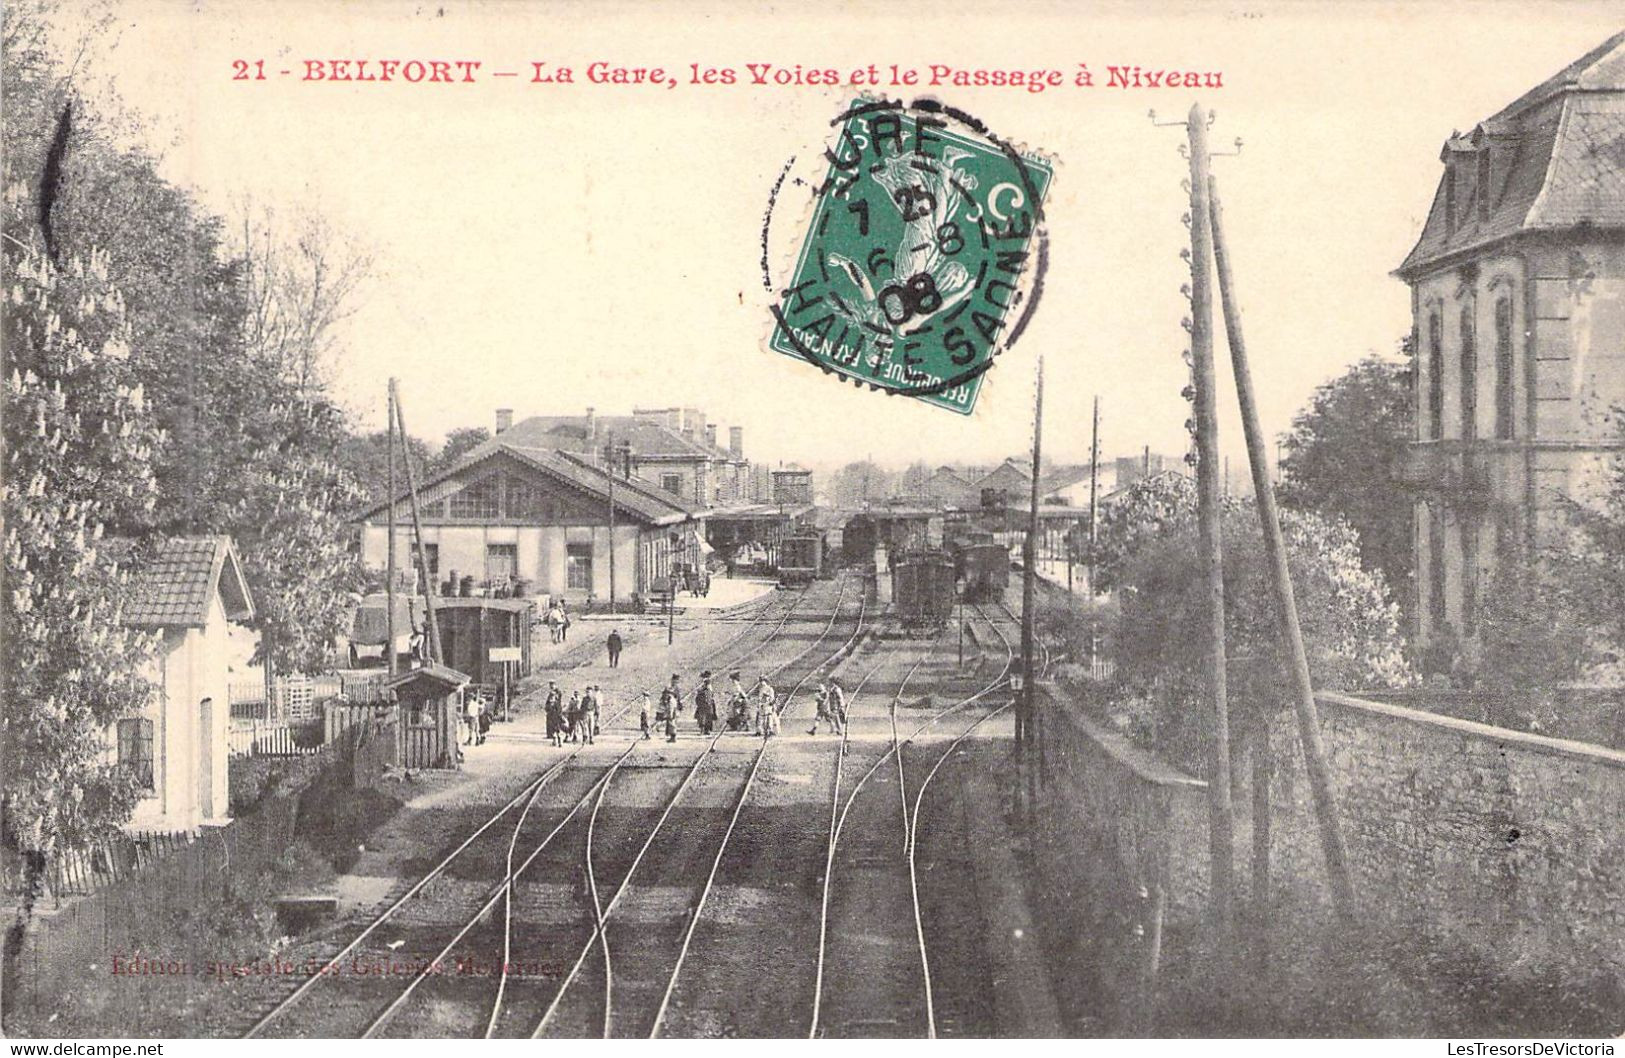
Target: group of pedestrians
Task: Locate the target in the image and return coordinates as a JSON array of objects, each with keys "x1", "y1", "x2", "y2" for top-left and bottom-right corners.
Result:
[
  {"x1": 542, "y1": 679, "x2": 601, "y2": 746},
  {"x1": 533, "y1": 642, "x2": 847, "y2": 749},
  {"x1": 633, "y1": 670, "x2": 786, "y2": 742}
]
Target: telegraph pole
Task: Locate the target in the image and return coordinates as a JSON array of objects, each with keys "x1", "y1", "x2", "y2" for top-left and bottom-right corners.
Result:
[
  {"x1": 1187, "y1": 103, "x2": 1236, "y2": 948},
  {"x1": 1019, "y1": 358, "x2": 1045, "y2": 749},
  {"x1": 1210, "y1": 174, "x2": 1356, "y2": 923},
  {"x1": 606, "y1": 433, "x2": 617, "y2": 616},
  {"x1": 386, "y1": 381, "x2": 399, "y2": 677},
  {"x1": 391, "y1": 380, "x2": 442, "y2": 666},
  {"x1": 1088, "y1": 395, "x2": 1101, "y2": 664}
]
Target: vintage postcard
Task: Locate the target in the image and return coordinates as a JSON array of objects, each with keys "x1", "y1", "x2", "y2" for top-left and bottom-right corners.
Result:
[{"x1": 2, "y1": 0, "x2": 1623, "y2": 1045}]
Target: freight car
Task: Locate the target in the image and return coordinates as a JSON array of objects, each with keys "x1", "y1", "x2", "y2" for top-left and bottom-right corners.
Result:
[
  {"x1": 890, "y1": 549, "x2": 957, "y2": 628},
  {"x1": 778, "y1": 530, "x2": 827, "y2": 585}
]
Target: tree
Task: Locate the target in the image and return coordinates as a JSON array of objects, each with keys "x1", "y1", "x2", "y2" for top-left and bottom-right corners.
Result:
[
  {"x1": 4, "y1": 0, "x2": 368, "y2": 686},
  {"x1": 1278, "y1": 350, "x2": 1415, "y2": 611},
  {"x1": 830, "y1": 460, "x2": 896, "y2": 508},
  {"x1": 1089, "y1": 471, "x2": 1210, "y2": 592},
  {"x1": 2, "y1": 237, "x2": 162, "y2": 891},
  {"x1": 428, "y1": 426, "x2": 491, "y2": 477},
  {"x1": 1113, "y1": 504, "x2": 1413, "y2": 770},
  {"x1": 337, "y1": 429, "x2": 435, "y2": 507}
]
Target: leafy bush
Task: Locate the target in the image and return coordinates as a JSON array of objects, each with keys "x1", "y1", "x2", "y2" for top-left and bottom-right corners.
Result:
[{"x1": 1112, "y1": 505, "x2": 1412, "y2": 769}]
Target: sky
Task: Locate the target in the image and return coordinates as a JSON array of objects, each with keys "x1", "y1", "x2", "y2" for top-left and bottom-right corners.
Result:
[{"x1": 53, "y1": 0, "x2": 1625, "y2": 472}]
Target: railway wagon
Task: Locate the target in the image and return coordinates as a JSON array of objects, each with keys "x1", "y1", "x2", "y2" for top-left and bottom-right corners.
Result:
[
  {"x1": 891, "y1": 549, "x2": 957, "y2": 627},
  {"x1": 840, "y1": 514, "x2": 879, "y2": 566},
  {"x1": 778, "y1": 530, "x2": 826, "y2": 585},
  {"x1": 955, "y1": 541, "x2": 1011, "y2": 602}
]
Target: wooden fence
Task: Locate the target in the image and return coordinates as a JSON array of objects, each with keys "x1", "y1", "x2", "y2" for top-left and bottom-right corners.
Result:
[{"x1": 226, "y1": 720, "x2": 325, "y2": 758}]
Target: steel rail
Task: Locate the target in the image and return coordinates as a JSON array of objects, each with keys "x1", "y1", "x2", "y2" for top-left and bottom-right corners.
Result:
[
  {"x1": 809, "y1": 605, "x2": 1014, "y2": 1038},
  {"x1": 519, "y1": 574, "x2": 865, "y2": 1039},
  {"x1": 645, "y1": 578, "x2": 870, "y2": 1039},
  {"x1": 904, "y1": 606, "x2": 1016, "y2": 1038},
  {"x1": 808, "y1": 630, "x2": 943, "y2": 1038},
  {"x1": 248, "y1": 582, "x2": 805, "y2": 1039}
]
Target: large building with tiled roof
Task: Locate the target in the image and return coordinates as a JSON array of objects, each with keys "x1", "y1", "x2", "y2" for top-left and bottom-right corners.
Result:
[
  {"x1": 1397, "y1": 30, "x2": 1625, "y2": 647},
  {"x1": 487, "y1": 405, "x2": 751, "y2": 508},
  {"x1": 115, "y1": 536, "x2": 255, "y2": 832},
  {"x1": 354, "y1": 439, "x2": 708, "y2": 607}
]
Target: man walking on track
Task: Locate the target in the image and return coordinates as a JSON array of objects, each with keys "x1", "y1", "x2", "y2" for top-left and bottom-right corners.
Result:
[
  {"x1": 659, "y1": 674, "x2": 683, "y2": 743},
  {"x1": 638, "y1": 691, "x2": 653, "y2": 740},
  {"x1": 606, "y1": 628, "x2": 623, "y2": 668},
  {"x1": 694, "y1": 671, "x2": 718, "y2": 736},
  {"x1": 808, "y1": 679, "x2": 844, "y2": 736},
  {"x1": 752, "y1": 674, "x2": 778, "y2": 738},
  {"x1": 581, "y1": 685, "x2": 598, "y2": 745},
  {"x1": 545, "y1": 681, "x2": 564, "y2": 747}
]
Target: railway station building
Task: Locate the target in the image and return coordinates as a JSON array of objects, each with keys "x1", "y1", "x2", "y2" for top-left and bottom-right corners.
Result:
[
  {"x1": 1396, "y1": 30, "x2": 1625, "y2": 647},
  {"x1": 355, "y1": 442, "x2": 707, "y2": 608}
]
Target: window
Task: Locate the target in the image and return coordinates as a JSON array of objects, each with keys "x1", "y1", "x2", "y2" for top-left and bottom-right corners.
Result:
[
  {"x1": 1427, "y1": 312, "x2": 1444, "y2": 440},
  {"x1": 412, "y1": 541, "x2": 439, "y2": 578},
  {"x1": 505, "y1": 478, "x2": 550, "y2": 520},
  {"x1": 566, "y1": 543, "x2": 593, "y2": 592},
  {"x1": 486, "y1": 543, "x2": 518, "y2": 581},
  {"x1": 448, "y1": 475, "x2": 500, "y2": 519},
  {"x1": 1428, "y1": 506, "x2": 1447, "y2": 632},
  {"x1": 1476, "y1": 149, "x2": 1491, "y2": 223},
  {"x1": 1494, "y1": 296, "x2": 1515, "y2": 440},
  {"x1": 661, "y1": 473, "x2": 683, "y2": 497},
  {"x1": 1461, "y1": 517, "x2": 1479, "y2": 637},
  {"x1": 117, "y1": 718, "x2": 154, "y2": 789},
  {"x1": 1444, "y1": 165, "x2": 1457, "y2": 234},
  {"x1": 1459, "y1": 304, "x2": 1477, "y2": 441},
  {"x1": 421, "y1": 500, "x2": 444, "y2": 518}
]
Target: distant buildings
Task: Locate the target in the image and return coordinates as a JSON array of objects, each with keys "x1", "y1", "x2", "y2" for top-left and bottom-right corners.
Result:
[
  {"x1": 1397, "y1": 31, "x2": 1625, "y2": 645},
  {"x1": 490, "y1": 406, "x2": 751, "y2": 508},
  {"x1": 117, "y1": 536, "x2": 256, "y2": 831}
]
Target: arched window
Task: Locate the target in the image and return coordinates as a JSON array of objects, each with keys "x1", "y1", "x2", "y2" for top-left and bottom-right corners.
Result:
[
  {"x1": 1427, "y1": 312, "x2": 1444, "y2": 440},
  {"x1": 1494, "y1": 295, "x2": 1515, "y2": 440},
  {"x1": 1459, "y1": 304, "x2": 1477, "y2": 441}
]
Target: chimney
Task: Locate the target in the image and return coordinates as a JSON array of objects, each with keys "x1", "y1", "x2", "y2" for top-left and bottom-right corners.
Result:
[
  {"x1": 586, "y1": 407, "x2": 597, "y2": 448},
  {"x1": 495, "y1": 408, "x2": 514, "y2": 433},
  {"x1": 666, "y1": 409, "x2": 681, "y2": 433},
  {"x1": 705, "y1": 424, "x2": 718, "y2": 448},
  {"x1": 729, "y1": 426, "x2": 743, "y2": 458}
]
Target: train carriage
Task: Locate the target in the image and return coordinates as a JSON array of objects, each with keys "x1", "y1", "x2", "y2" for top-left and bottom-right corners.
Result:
[
  {"x1": 778, "y1": 529, "x2": 826, "y2": 585},
  {"x1": 891, "y1": 549, "x2": 957, "y2": 628}
]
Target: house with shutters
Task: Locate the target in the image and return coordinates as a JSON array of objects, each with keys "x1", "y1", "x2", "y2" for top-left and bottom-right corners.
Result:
[
  {"x1": 115, "y1": 536, "x2": 256, "y2": 832},
  {"x1": 1396, "y1": 30, "x2": 1625, "y2": 646},
  {"x1": 354, "y1": 441, "x2": 706, "y2": 607}
]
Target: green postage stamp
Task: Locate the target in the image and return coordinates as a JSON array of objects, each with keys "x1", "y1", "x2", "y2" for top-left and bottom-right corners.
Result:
[{"x1": 769, "y1": 99, "x2": 1053, "y2": 415}]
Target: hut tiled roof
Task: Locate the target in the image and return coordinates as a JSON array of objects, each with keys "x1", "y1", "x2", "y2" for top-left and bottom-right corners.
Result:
[{"x1": 121, "y1": 536, "x2": 254, "y2": 628}]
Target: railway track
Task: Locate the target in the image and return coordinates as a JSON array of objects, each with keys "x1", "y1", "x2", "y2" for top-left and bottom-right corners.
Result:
[
  {"x1": 810, "y1": 604, "x2": 1017, "y2": 1038},
  {"x1": 526, "y1": 573, "x2": 872, "y2": 1039},
  {"x1": 242, "y1": 581, "x2": 821, "y2": 1038}
]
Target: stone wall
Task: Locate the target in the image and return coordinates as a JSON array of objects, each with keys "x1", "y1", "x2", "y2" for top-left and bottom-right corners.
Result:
[
  {"x1": 1266, "y1": 692, "x2": 1625, "y2": 983},
  {"x1": 1033, "y1": 684, "x2": 1625, "y2": 1023}
]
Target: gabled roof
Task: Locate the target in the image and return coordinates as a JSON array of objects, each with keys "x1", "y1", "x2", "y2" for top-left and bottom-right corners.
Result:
[
  {"x1": 1399, "y1": 31, "x2": 1625, "y2": 278},
  {"x1": 1038, "y1": 464, "x2": 1095, "y2": 495},
  {"x1": 385, "y1": 662, "x2": 469, "y2": 692},
  {"x1": 355, "y1": 443, "x2": 700, "y2": 526},
  {"x1": 121, "y1": 536, "x2": 254, "y2": 629}
]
